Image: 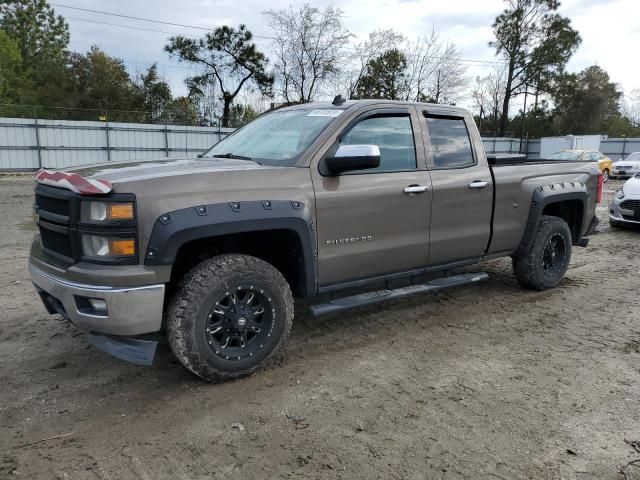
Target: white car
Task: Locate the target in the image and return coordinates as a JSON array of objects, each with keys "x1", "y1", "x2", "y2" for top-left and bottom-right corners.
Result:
[
  {"x1": 609, "y1": 173, "x2": 640, "y2": 227},
  {"x1": 612, "y1": 152, "x2": 640, "y2": 179}
]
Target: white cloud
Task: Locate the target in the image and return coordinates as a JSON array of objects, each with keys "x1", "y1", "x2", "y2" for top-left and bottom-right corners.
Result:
[{"x1": 59, "y1": 0, "x2": 639, "y2": 107}]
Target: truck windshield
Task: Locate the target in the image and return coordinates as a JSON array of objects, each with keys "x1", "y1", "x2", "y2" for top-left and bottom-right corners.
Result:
[{"x1": 203, "y1": 109, "x2": 342, "y2": 166}]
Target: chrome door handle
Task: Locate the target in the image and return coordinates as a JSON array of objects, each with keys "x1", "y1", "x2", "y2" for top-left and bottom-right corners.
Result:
[
  {"x1": 403, "y1": 185, "x2": 430, "y2": 194},
  {"x1": 468, "y1": 181, "x2": 489, "y2": 189}
]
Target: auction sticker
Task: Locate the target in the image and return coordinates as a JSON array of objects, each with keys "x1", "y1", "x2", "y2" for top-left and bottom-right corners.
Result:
[{"x1": 307, "y1": 110, "x2": 343, "y2": 117}]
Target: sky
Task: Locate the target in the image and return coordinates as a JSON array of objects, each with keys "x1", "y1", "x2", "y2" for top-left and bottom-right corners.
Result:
[{"x1": 54, "y1": 0, "x2": 640, "y2": 110}]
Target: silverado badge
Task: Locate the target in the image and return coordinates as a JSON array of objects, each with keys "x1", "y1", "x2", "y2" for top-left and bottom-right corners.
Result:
[{"x1": 325, "y1": 235, "x2": 373, "y2": 246}]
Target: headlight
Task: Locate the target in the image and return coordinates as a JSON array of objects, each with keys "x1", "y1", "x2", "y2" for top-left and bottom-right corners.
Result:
[
  {"x1": 616, "y1": 190, "x2": 625, "y2": 200},
  {"x1": 81, "y1": 201, "x2": 135, "y2": 222},
  {"x1": 82, "y1": 234, "x2": 136, "y2": 258}
]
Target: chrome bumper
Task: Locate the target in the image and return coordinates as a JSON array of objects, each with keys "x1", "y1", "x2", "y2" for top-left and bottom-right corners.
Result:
[
  {"x1": 609, "y1": 197, "x2": 640, "y2": 226},
  {"x1": 609, "y1": 212, "x2": 640, "y2": 225},
  {"x1": 30, "y1": 264, "x2": 165, "y2": 336}
]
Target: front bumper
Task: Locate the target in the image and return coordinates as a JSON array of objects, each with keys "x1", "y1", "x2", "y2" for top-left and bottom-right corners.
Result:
[
  {"x1": 609, "y1": 196, "x2": 640, "y2": 226},
  {"x1": 30, "y1": 264, "x2": 165, "y2": 336},
  {"x1": 611, "y1": 170, "x2": 640, "y2": 178}
]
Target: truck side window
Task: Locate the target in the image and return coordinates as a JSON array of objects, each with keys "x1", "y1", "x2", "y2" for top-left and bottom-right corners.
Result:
[
  {"x1": 426, "y1": 117, "x2": 475, "y2": 169},
  {"x1": 340, "y1": 115, "x2": 416, "y2": 172}
]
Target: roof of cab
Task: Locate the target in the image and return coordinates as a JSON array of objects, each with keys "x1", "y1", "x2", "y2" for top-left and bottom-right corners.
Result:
[{"x1": 274, "y1": 99, "x2": 469, "y2": 116}]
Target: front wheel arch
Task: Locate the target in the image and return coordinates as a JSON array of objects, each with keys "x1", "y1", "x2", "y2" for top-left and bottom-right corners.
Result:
[{"x1": 144, "y1": 201, "x2": 318, "y2": 297}]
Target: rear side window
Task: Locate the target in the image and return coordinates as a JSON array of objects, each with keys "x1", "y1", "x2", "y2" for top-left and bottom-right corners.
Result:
[{"x1": 426, "y1": 117, "x2": 475, "y2": 169}]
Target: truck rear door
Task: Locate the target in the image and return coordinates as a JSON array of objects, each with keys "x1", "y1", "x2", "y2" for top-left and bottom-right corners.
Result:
[{"x1": 419, "y1": 111, "x2": 493, "y2": 266}]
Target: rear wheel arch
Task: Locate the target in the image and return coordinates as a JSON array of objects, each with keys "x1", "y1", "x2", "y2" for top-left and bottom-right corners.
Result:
[
  {"x1": 515, "y1": 183, "x2": 589, "y2": 257},
  {"x1": 541, "y1": 199, "x2": 584, "y2": 242}
]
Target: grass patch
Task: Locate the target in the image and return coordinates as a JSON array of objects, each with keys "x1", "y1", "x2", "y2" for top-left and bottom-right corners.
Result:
[{"x1": 19, "y1": 220, "x2": 37, "y2": 231}]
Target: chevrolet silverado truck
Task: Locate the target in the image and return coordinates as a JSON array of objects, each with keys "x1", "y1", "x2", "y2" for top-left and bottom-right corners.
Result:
[{"x1": 29, "y1": 99, "x2": 602, "y2": 382}]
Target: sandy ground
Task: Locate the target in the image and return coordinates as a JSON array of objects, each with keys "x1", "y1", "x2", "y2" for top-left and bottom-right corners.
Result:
[{"x1": 0, "y1": 175, "x2": 639, "y2": 480}]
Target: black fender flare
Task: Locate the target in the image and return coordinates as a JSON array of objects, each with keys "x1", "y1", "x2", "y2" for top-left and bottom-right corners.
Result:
[
  {"x1": 514, "y1": 182, "x2": 589, "y2": 257},
  {"x1": 144, "y1": 200, "x2": 316, "y2": 295}
]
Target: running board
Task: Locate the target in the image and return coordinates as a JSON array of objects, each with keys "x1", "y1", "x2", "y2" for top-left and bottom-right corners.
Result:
[{"x1": 310, "y1": 272, "x2": 489, "y2": 317}]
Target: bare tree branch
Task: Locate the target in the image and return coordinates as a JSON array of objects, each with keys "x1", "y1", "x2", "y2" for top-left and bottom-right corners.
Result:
[{"x1": 264, "y1": 4, "x2": 352, "y2": 103}]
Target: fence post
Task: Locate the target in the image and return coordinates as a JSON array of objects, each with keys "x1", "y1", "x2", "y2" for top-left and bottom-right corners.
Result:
[
  {"x1": 493, "y1": 136, "x2": 497, "y2": 154},
  {"x1": 622, "y1": 138, "x2": 627, "y2": 159},
  {"x1": 33, "y1": 107, "x2": 43, "y2": 169},
  {"x1": 163, "y1": 122, "x2": 169, "y2": 157},
  {"x1": 104, "y1": 117, "x2": 111, "y2": 161}
]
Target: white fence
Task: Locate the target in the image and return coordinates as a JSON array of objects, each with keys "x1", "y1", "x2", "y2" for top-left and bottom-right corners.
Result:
[
  {"x1": 1, "y1": 116, "x2": 640, "y2": 170},
  {"x1": 0, "y1": 117, "x2": 234, "y2": 170},
  {"x1": 482, "y1": 136, "x2": 640, "y2": 161}
]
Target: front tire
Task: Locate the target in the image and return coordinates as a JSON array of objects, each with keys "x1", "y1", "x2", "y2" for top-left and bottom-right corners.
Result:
[
  {"x1": 166, "y1": 254, "x2": 294, "y2": 382},
  {"x1": 512, "y1": 215, "x2": 572, "y2": 291}
]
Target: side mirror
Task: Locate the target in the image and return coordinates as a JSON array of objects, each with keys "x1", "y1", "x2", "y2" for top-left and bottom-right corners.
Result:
[{"x1": 324, "y1": 144, "x2": 380, "y2": 175}]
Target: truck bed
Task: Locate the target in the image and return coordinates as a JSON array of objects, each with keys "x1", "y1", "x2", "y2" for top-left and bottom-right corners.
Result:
[{"x1": 487, "y1": 161, "x2": 598, "y2": 255}]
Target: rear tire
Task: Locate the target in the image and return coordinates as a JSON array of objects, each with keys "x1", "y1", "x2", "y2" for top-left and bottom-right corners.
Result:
[
  {"x1": 166, "y1": 254, "x2": 294, "y2": 382},
  {"x1": 512, "y1": 215, "x2": 572, "y2": 291}
]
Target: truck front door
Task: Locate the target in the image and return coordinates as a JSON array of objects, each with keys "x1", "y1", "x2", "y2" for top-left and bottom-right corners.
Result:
[
  {"x1": 311, "y1": 106, "x2": 431, "y2": 288},
  {"x1": 421, "y1": 113, "x2": 493, "y2": 266}
]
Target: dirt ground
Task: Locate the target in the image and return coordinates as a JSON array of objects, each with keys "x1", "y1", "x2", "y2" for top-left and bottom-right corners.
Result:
[{"x1": 0, "y1": 175, "x2": 639, "y2": 480}]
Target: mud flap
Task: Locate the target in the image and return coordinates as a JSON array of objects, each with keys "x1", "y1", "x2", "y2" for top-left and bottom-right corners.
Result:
[{"x1": 87, "y1": 334, "x2": 157, "y2": 366}]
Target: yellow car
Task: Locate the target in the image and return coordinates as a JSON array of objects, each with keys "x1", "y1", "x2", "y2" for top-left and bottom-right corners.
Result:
[{"x1": 547, "y1": 150, "x2": 613, "y2": 182}]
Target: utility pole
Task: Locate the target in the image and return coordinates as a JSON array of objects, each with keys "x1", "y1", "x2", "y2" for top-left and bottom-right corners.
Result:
[
  {"x1": 33, "y1": 106, "x2": 43, "y2": 169},
  {"x1": 520, "y1": 85, "x2": 528, "y2": 154}
]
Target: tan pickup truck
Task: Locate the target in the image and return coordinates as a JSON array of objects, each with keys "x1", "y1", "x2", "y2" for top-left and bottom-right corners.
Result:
[{"x1": 29, "y1": 99, "x2": 602, "y2": 382}]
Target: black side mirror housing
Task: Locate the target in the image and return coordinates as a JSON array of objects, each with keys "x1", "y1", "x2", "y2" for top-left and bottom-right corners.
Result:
[{"x1": 324, "y1": 144, "x2": 381, "y2": 175}]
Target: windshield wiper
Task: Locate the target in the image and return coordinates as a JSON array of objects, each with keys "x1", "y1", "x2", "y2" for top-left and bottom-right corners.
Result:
[{"x1": 212, "y1": 152, "x2": 254, "y2": 161}]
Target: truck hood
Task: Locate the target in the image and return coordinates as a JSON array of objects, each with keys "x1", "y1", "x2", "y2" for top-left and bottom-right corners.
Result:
[{"x1": 68, "y1": 156, "x2": 269, "y2": 184}]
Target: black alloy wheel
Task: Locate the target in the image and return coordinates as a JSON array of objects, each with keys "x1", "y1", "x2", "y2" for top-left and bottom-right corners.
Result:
[
  {"x1": 205, "y1": 286, "x2": 274, "y2": 361},
  {"x1": 541, "y1": 233, "x2": 567, "y2": 277}
]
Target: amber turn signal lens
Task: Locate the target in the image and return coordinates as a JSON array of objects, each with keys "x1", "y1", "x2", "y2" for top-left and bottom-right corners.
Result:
[
  {"x1": 107, "y1": 203, "x2": 134, "y2": 220},
  {"x1": 108, "y1": 239, "x2": 136, "y2": 256}
]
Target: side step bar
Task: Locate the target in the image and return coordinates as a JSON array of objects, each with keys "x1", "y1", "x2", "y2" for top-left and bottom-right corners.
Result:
[{"x1": 310, "y1": 272, "x2": 489, "y2": 317}]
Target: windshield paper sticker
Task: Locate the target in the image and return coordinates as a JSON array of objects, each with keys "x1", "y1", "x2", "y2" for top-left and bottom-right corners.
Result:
[{"x1": 307, "y1": 110, "x2": 343, "y2": 117}]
